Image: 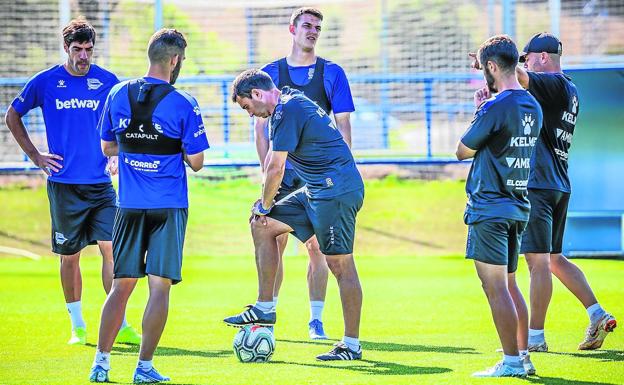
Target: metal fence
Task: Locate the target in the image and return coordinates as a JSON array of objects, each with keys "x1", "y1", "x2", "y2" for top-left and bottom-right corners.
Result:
[{"x1": 1, "y1": 0, "x2": 623, "y2": 167}]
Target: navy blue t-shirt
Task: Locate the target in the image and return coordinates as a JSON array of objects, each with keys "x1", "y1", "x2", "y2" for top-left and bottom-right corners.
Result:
[
  {"x1": 462, "y1": 89, "x2": 543, "y2": 221},
  {"x1": 526, "y1": 72, "x2": 578, "y2": 193},
  {"x1": 261, "y1": 59, "x2": 355, "y2": 170},
  {"x1": 11, "y1": 64, "x2": 119, "y2": 184},
  {"x1": 99, "y1": 77, "x2": 209, "y2": 209},
  {"x1": 270, "y1": 87, "x2": 363, "y2": 199}
]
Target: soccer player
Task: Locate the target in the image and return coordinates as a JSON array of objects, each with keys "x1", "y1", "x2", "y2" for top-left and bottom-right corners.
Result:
[
  {"x1": 457, "y1": 35, "x2": 542, "y2": 377},
  {"x1": 4, "y1": 18, "x2": 140, "y2": 346},
  {"x1": 225, "y1": 69, "x2": 365, "y2": 361},
  {"x1": 253, "y1": 7, "x2": 356, "y2": 340},
  {"x1": 516, "y1": 33, "x2": 617, "y2": 351},
  {"x1": 89, "y1": 29, "x2": 208, "y2": 383}
]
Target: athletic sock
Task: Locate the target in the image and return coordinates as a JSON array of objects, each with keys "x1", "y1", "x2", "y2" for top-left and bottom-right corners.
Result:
[
  {"x1": 255, "y1": 301, "x2": 275, "y2": 313},
  {"x1": 93, "y1": 349, "x2": 111, "y2": 370},
  {"x1": 273, "y1": 297, "x2": 278, "y2": 307},
  {"x1": 66, "y1": 301, "x2": 86, "y2": 329},
  {"x1": 342, "y1": 336, "x2": 360, "y2": 352},
  {"x1": 586, "y1": 303, "x2": 606, "y2": 324},
  {"x1": 520, "y1": 350, "x2": 528, "y2": 357},
  {"x1": 503, "y1": 354, "x2": 522, "y2": 367},
  {"x1": 310, "y1": 301, "x2": 324, "y2": 322},
  {"x1": 528, "y1": 328, "x2": 545, "y2": 345},
  {"x1": 137, "y1": 359, "x2": 153, "y2": 372},
  {"x1": 120, "y1": 317, "x2": 129, "y2": 329}
]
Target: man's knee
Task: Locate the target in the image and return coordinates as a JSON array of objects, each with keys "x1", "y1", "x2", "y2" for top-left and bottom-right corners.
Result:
[
  {"x1": 305, "y1": 238, "x2": 326, "y2": 266},
  {"x1": 526, "y1": 253, "x2": 551, "y2": 274},
  {"x1": 60, "y1": 252, "x2": 81, "y2": 266},
  {"x1": 326, "y1": 254, "x2": 353, "y2": 278}
]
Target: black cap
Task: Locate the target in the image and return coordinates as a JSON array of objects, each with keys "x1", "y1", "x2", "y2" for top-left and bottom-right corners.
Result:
[{"x1": 519, "y1": 32, "x2": 562, "y2": 62}]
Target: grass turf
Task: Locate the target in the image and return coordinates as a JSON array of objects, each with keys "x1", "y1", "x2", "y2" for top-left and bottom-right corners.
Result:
[{"x1": 0, "y1": 177, "x2": 622, "y2": 385}]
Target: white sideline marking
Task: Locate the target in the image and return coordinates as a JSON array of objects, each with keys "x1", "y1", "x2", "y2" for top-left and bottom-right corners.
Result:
[{"x1": 0, "y1": 245, "x2": 41, "y2": 260}]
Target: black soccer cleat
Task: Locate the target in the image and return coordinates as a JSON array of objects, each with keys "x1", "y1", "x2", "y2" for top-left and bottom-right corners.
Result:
[
  {"x1": 316, "y1": 342, "x2": 362, "y2": 361},
  {"x1": 224, "y1": 304, "x2": 276, "y2": 327}
]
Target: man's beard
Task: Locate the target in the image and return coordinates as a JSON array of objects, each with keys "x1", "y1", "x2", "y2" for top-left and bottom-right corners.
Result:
[
  {"x1": 484, "y1": 67, "x2": 498, "y2": 93},
  {"x1": 170, "y1": 59, "x2": 182, "y2": 85}
]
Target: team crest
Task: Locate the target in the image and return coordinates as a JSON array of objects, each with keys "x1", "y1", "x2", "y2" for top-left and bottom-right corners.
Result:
[{"x1": 87, "y1": 78, "x2": 103, "y2": 90}]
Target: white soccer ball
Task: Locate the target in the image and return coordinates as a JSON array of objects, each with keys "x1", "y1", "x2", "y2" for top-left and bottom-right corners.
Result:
[{"x1": 232, "y1": 325, "x2": 276, "y2": 362}]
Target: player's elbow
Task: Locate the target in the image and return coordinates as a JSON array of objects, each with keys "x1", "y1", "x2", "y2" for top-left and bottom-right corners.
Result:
[{"x1": 186, "y1": 152, "x2": 204, "y2": 172}]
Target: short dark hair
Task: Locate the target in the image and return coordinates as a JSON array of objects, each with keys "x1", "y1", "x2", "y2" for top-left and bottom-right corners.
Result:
[
  {"x1": 290, "y1": 7, "x2": 323, "y2": 26},
  {"x1": 231, "y1": 69, "x2": 276, "y2": 103},
  {"x1": 62, "y1": 17, "x2": 96, "y2": 46},
  {"x1": 478, "y1": 35, "x2": 519, "y2": 74},
  {"x1": 148, "y1": 29, "x2": 187, "y2": 64}
]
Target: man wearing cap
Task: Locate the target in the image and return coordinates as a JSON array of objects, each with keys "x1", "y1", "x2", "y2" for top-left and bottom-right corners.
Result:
[{"x1": 516, "y1": 32, "x2": 617, "y2": 351}]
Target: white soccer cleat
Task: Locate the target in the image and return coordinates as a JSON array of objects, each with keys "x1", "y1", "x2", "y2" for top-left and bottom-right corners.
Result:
[
  {"x1": 472, "y1": 360, "x2": 527, "y2": 378},
  {"x1": 578, "y1": 312, "x2": 617, "y2": 350},
  {"x1": 522, "y1": 353, "x2": 536, "y2": 376}
]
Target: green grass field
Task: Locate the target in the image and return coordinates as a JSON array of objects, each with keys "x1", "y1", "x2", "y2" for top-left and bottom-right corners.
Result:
[{"x1": 0, "y1": 177, "x2": 622, "y2": 385}]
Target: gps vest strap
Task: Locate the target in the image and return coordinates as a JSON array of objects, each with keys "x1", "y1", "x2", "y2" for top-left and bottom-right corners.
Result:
[
  {"x1": 116, "y1": 79, "x2": 182, "y2": 155},
  {"x1": 277, "y1": 57, "x2": 331, "y2": 115}
]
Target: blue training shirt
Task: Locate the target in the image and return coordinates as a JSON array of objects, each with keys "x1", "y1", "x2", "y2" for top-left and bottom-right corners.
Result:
[
  {"x1": 99, "y1": 77, "x2": 209, "y2": 209},
  {"x1": 270, "y1": 87, "x2": 363, "y2": 199},
  {"x1": 526, "y1": 72, "x2": 578, "y2": 193},
  {"x1": 261, "y1": 59, "x2": 355, "y2": 170},
  {"x1": 11, "y1": 64, "x2": 119, "y2": 184},
  {"x1": 461, "y1": 89, "x2": 543, "y2": 222}
]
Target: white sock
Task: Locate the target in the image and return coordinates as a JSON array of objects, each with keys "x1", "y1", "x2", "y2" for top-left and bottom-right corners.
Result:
[
  {"x1": 66, "y1": 301, "x2": 86, "y2": 329},
  {"x1": 273, "y1": 297, "x2": 278, "y2": 306},
  {"x1": 310, "y1": 301, "x2": 324, "y2": 322},
  {"x1": 342, "y1": 336, "x2": 360, "y2": 352},
  {"x1": 520, "y1": 349, "x2": 528, "y2": 356},
  {"x1": 503, "y1": 354, "x2": 522, "y2": 367},
  {"x1": 93, "y1": 349, "x2": 111, "y2": 370},
  {"x1": 586, "y1": 303, "x2": 605, "y2": 324},
  {"x1": 137, "y1": 359, "x2": 153, "y2": 371},
  {"x1": 528, "y1": 328, "x2": 544, "y2": 344},
  {"x1": 255, "y1": 301, "x2": 275, "y2": 313},
  {"x1": 121, "y1": 317, "x2": 129, "y2": 329}
]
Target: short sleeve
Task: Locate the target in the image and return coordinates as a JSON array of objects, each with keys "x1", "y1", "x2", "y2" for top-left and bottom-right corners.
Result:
[
  {"x1": 461, "y1": 102, "x2": 499, "y2": 150},
  {"x1": 326, "y1": 64, "x2": 355, "y2": 114},
  {"x1": 181, "y1": 97, "x2": 209, "y2": 155},
  {"x1": 527, "y1": 72, "x2": 565, "y2": 107},
  {"x1": 98, "y1": 91, "x2": 115, "y2": 141},
  {"x1": 271, "y1": 101, "x2": 305, "y2": 152},
  {"x1": 11, "y1": 72, "x2": 46, "y2": 116}
]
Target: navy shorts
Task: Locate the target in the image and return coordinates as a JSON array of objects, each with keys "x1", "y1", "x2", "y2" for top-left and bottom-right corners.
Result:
[
  {"x1": 112, "y1": 208, "x2": 188, "y2": 284},
  {"x1": 268, "y1": 188, "x2": 364, "y2": 255},
  {"x1": 465, "y1": 214, "x2": 527, "y2": 273},
  {"x1": 47, "y1": 180, "x2": 117, "y2": 255},
  {"x1": 520, "y1": 188, "x2": 570, "y2": 254},
  {"x1": 274, "y1": 169, "x2": 305, "y2": 202}
]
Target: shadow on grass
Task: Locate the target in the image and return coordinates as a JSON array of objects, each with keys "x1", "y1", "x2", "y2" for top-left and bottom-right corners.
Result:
[
  {"x1": 271, "y1": 358, "x2": 451, "y2": 376},
  {"x1": 528, "y1": 375, "x2": 621, "y2": 385},
  {"x1": 359, "y1": 225, "x2": 443, "y2": 249},
  {"x1": 544, "y1": 349, "x2": 624, "y2": 363},
  {"x1": 278, "y1": 339, "x2": 478, "y2": 354},
  {"x1": 91, "y1": 343, "x2": 230, "y2": 359}
]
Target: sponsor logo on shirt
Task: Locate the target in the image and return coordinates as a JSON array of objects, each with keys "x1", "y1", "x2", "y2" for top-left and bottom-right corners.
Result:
[
  {"x1": 57, "y1": 79, "x2": 66, "y2": 88},
  {"x1": 15, "y1": 92, "x2": 24, "y2": 103},
  {"x1": 506, "y1": 179, "x2": 528, "y2": 190},
  {"x1": 510, "y1": 137, "x2": 537, "y2": 147},
  {"x1": 125, "y1": 124, "x2": 158, "y2": 140},
  {"x1": 55, "y1": 98, "x2": 100, "y2": 111},
  {"x1": 316, "y1": 107, "x2": 327, "y2": 118},
  {"x1": 325, "y1": 177, "x2": 334, "y2": 187},
  {"x1": 87, "y1": 78, "x2": 103, "y2": 90},
  {"x1": 505, "y1": 157, "x2": 531, "y2": 169},
  {"x1": 193, "y1": 106, "x2": 201, "y2": 116},
  {"x1": 571, "y1": 95, "x2": 578, "y2": 114},
  {"x1": 521, "y1": 113, "x2": 534, "y2": 135},
  {"x1": 556, "y1": 128, "x2": 573, "y2": 144},
  {"x1": 124, "y1": 157, "x2": 160, "y2": 172},
  {"x1": 154, "y1": 123, "x2": 163, "y2": 133},
  {"x1": 554, "y1": 148, "x2": 569, "y2": 161},
  {"x1": 561, "y1": 96, "x2": 578, "y2": 125},
  {"x1": 55, "y1": 232, "x2": 68, "y2": 245},
  {"x1": 193, "y1": 124, "x2": 206, "y2": 138},
  {"x1": 272, "y1": 109, "x2": 282, "y2": 121}
]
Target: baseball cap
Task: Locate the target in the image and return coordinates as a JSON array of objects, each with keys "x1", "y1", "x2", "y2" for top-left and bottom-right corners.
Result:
[{"x1": 519, "y1": 32, "x2": 562, "y2": 62}]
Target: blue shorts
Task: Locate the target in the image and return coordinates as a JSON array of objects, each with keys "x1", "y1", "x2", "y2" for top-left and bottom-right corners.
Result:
[
  {"x1": 112, "y1": 208, "x2": 188, "y2": 284},
  {"x1": 274, "y1": 169, "x2": 305, "y2": 202},
  {"x1": 268, "y1": 188, "x2": 364, "y2": 255},
  {"x1": 47, "y1": 180, "x2": 116, "y2": 255},
  {"x1": 520, "y1": 188, "x2": 570, "y2": 254},
  {"x1": 465, "y1": 214, "x2": 527, "y2": 273}
]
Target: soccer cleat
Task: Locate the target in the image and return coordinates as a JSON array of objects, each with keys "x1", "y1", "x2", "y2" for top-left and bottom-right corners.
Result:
[
  {"x1": 223, "y1": 304, "x2": 276, "y2": 327},
  {"x1": 89, "y1": 365, "x2": 110, "y2": 383},
  {"x1": 309, "y1": 319, "x2": 328, "y2": 340},
  {"x1": 522, "y1": 353, "x2": 536, "y2": 376},
  {"x1": 133, "y1": 366, "x2": 170, "y2": 383},
  {"x1": 578, "y1": 312, "x2": 617, "y2": 350},
  {"x1": 116, "y1": 325, "x2": 142, "y2": 345},
  {"x1": 316, "y1": 342, "x2": 362, "y2": 361},
  {"x1": 528, "y1": 340, "x2": 548, "y2": 352},
  {"x1": 68, "y1": 327, "x2": 87, "y2": 345},
  {"x1": 472, "y1": 360, "x2": 527, "y2": 378}
]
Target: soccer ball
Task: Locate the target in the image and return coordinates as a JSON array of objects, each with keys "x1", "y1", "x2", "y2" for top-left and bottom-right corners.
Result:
[{"x1": 232, "y1": 325, "x2": 275, "y2": 362}]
